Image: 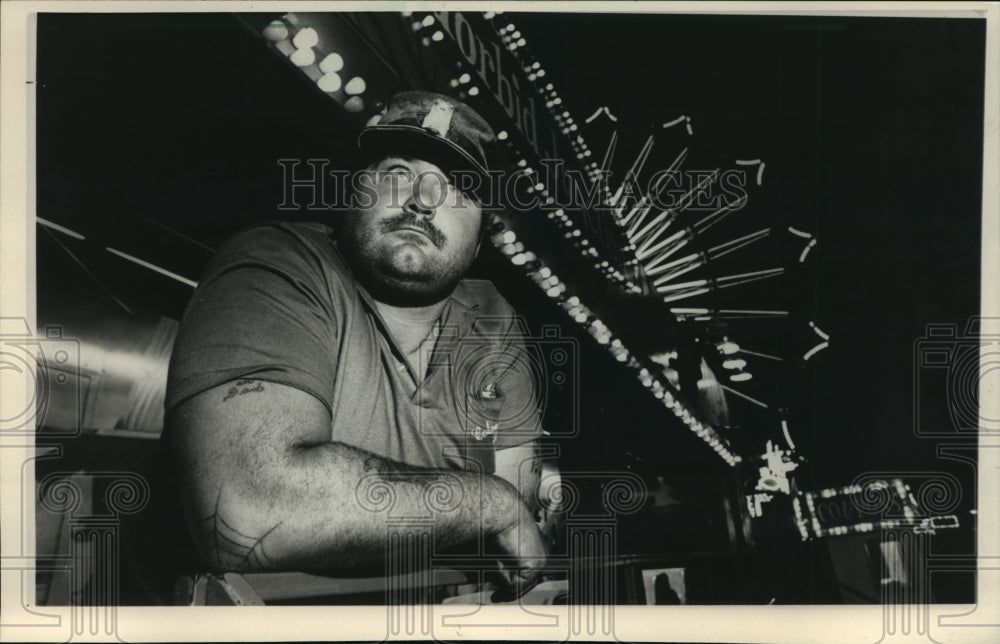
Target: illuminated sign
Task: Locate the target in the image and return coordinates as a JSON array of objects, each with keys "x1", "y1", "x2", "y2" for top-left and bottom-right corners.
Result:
[
  {"x1": 432, "y1": 12, "x2": 560, "y2": 161},
  {"x1": 792, "y1": 479, "x2": 959, "y2": 540}
]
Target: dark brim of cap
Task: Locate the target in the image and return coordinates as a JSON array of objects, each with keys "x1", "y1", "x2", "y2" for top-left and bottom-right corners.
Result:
[{"x1": 357, "y1": 125, "x2": 490, "y2": 179}]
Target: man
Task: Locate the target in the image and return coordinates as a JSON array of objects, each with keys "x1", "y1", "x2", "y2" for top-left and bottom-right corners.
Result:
[{"x1": 162, "y1": 91, "x2": 549, "y2": 600}]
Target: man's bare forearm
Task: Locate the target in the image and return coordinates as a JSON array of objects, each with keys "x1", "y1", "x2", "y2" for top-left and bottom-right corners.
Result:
[{"x1": 177, "y1": 427, "x2": 524, "y2": 576}]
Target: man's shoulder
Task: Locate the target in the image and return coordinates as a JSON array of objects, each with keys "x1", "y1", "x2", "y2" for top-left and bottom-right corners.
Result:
[
  {"x1": 214, "y1": 220, "x2": 350, "y2": 277},
  {"x1": 221, "y1": 220, "x2": 335, "y2": 253}
]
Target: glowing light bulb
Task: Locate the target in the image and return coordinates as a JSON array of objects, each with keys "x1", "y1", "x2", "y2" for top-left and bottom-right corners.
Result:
[
  {"x1": 292, "y1": 27, "x2": 319, "y2": 49},
  {"x1": 290, "y1": 47, "x2": 316, "y2": 67},
  {"x1": 719, "y1": 342, "x2": 740, "y2": 355},
  {"x1": 422, "y1": 15, "x2": 435, "y2": 27},
  {"x1": 263, "y1": 21, "x2": 289, "y2": 42},
  {"x1": 723, "y1": 358, "x2": 747, "y2": 370},
  {"x1": 497, "y1": 131, "x2": 508, "y2": 141},
  {"x1": 317, "y1": 72, "x2": 342, "y2": 93},
  {"x1": 344, "y1": 96, "x2": 365, "y2": 112},
  {"x1": 432, "y1": 30, "x2": 444, "y2": 42},
  {"x1": 730, "y1": 372, "x2": 753, "y2": 382},
  {"x1": 468, "y1": 87, "x2": 480, "y2": 96},
  {"x1": 319, "y1": 52, "x2": 344, "y2": 73},
  {"x1": 345, "y1": 76, "x2": 366, "y2": 95}
]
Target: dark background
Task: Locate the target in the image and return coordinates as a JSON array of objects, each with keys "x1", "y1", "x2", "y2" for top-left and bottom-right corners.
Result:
[{"x1": 34, "y1": 11, "x2": 985, "y2": 602}]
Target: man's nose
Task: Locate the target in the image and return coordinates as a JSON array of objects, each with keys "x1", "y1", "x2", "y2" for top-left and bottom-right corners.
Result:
[
  {"x1": 403, "y1": 193, "x2": 434, "y2": 218},
  {"x1": 403, "y1": 174, "x2": 441, "y2": 218}
]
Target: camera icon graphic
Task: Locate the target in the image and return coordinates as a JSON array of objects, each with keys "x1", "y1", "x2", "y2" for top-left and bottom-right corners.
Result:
[
  {"x1": 423, "y1": 317, "x2": 579, "y2": 443},
  {"x1": 0, "y1": 317, "x2": 82, "y2": 435},
  {"x1": 913, "y1": 317, "x2": 1000, "y2": 437}
]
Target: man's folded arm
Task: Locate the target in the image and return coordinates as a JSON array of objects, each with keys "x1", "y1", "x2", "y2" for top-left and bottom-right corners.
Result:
[{"x1": 165, "y1": 379, "x2": 528, "y2": 576}]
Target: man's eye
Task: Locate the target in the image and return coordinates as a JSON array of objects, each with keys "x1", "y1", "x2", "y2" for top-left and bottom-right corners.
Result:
[{"x1": 383, "y1": 166, "x2": 414, "y2": 183}]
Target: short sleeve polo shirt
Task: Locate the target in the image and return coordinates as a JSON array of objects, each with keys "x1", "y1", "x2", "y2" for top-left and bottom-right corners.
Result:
[{"x1": 165, "y1": 221, "x2": 542, "y2": 473}]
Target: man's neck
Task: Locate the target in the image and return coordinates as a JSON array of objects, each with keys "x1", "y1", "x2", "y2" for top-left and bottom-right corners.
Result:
[{"x1": 373, "y1": 298, "x2": 447, "y2": 356}]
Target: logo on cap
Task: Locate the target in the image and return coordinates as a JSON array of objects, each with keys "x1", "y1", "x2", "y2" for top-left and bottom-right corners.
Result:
[{"x1": 421, "y1": 99, "x2": 456, "y2": 138}]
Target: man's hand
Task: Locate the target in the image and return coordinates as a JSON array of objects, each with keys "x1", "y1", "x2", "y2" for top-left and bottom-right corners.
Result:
[
  {"x1": 491, "y1": 440, "x2": 551, "y2": 600},
  {"x1": 489, "y1": 505, "x2": 547, "y2": 602}
]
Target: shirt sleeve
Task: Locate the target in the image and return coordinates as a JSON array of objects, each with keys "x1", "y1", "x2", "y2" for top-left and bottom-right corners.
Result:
[{"x1": 165, "y1": 224, "x2": 342, "y2": 414}]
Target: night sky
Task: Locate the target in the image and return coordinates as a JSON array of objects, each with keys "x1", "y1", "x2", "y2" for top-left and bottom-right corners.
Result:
[{"x1": 35, "y1": 11, "x2": 986, "y2": 492}]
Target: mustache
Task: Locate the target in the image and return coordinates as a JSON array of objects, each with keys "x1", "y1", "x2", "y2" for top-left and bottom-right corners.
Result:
[{"x1": 379, "y1": 213, "x2": 446, "y2": 248}]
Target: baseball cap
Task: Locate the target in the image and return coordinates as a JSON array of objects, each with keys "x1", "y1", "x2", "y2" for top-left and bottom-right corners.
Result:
[{"x1": 357, "y1": 91, "x2": 496, "y2": 180}]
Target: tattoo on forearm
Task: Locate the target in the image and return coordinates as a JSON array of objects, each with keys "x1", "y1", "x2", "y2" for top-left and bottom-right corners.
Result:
[
  {"x1": 200, "y1": 490, "x2": 282, "y2": 572},
  {"x1": 222, "y1": 379, "x2": 265, "y2": 402}
]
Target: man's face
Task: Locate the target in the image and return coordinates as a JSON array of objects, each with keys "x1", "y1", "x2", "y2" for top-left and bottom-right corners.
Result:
[{"x1": 340, "y1": 156, "x2": 483, "y2": 305}]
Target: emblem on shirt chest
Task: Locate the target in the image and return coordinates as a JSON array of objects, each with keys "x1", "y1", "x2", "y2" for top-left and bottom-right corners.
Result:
[
  {"x1": 468, "y1": 381, "x2": 501, "y2": 443},
  {"x1": 470, "y1": 420, "x2": 499, "y2": 443}
]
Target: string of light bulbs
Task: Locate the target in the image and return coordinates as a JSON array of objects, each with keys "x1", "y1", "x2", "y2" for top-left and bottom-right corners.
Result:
[{"x1": 488, "y1": 213, "x2": 742, "y2": 467}]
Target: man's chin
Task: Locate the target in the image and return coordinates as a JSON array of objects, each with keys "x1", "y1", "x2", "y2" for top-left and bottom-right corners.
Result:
[
  {"x1": 342, "y1": 239, "x2": 468, "y2": 305},
  {"x1": 361, "y1": 265, "x2": 455, "y2": 306},
  {"x1": 386, "y1": 245, "x2": 431, "y2": 274}
]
